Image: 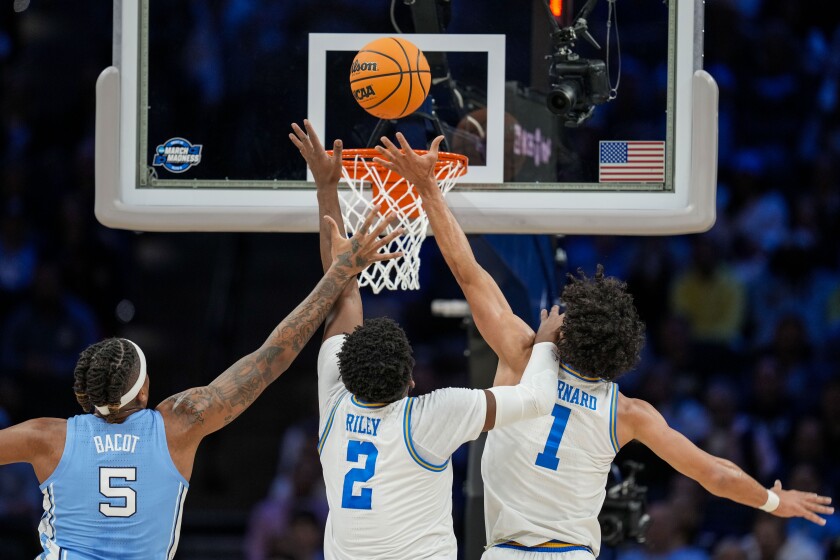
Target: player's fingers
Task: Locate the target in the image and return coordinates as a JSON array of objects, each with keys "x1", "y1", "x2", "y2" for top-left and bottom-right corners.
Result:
[
  {"x1": 429, "y1": 135, "x2": 445, "y2": 158},
  {"x1": 291, "y1": 122, "x2": 309, "y2": 145},
  {"x1": 804, "y1": 493, "x2": 833, "y2": 506},
  {"x1": 303, "y1": 119, "x2": 324, "y2": 150},
  {"x1": 372, "y1": 155, "x2": 396, "y2": 170},
  {"x1": 388, "y1": 212, "x2": 401, "y2": 226},
  {"x1": 540, "y1": 308, "x2": 548, "y2": 320},
  {"x1": 773, "y1": 480, "x2": 783, "y2": 492},
  {"x1": 805, "y1": 492, "x2": 822, "y2": 504},
  {"x1": 372, "y1": 251, "x2": 404, "y2": 262},
  {"x1": 377, "y1": 227, "x2": 406, "y2": 248},
  {"x1": 811, "y1": 504, "x2": 835, "y2": 515},
  {"x1": 359, "y1": 204, "x2": 382, "y2": 234},
  {"x1": 395, "y1": 132, "x2": 415, "y2": 155},
  {"x1": 373, "y1": 145, "x2": 396, "y2": 161},
  {"x1": 333, "y1": 139, "x2": 343, "y2": 161},
  {"x1": 550, "y1": 304, "x2": 561, "y2": 315},
  {"x1": 372, "y1": 146, "x2": 391, "y2": 162},
  {"x1": 324, "y1": 215, "x2": 342, "y2": 240},
  {"x1": 370, "y1": 211, "x2": 396, "y2": 238},
  {"x1": 802, "y1": 510, "x2": 827, "y2": 526},
  {"x1": 379, "y1": 136, "x2": 401, "y2": 157},
  {"x1": 288, "y1": 132, "x2": 305, "y2": 150}
]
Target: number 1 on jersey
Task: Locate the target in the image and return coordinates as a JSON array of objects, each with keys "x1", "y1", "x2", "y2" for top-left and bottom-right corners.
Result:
[
  {"x1": 342, "y1": 440, "x2": 378, "y2": 510},
  {"x1": 535, "y1": 404, "x2": 571, "y2": 470}
]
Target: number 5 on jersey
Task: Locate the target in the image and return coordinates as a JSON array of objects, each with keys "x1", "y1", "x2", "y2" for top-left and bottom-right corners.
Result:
[
  {"x1": 535, "y1": 404, "x2": 572, "y2": 471},
  {"x1": 99, "y1": 467, "x2": 137, "y2": 517},
  {"x1": 342, "y1": 440, "x2": 378, "y2": 509}
]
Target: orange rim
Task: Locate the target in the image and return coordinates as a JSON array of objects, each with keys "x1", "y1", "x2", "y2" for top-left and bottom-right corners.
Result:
[{"x1": 327, "y1": 148, "x2": 468, "y2": 185}]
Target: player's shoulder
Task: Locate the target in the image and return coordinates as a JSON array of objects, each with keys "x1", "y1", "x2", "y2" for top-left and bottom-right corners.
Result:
[
  {"x1": 616, "y1": 393, "x2": 663, "y2": 441},
  {"x1": 416, "y1": 386, "x2": 482, "y2": 400},
  {"x1": 412, "y1": 387, "x2": 484, "y2": 411},
  {"x1": 20, "y1": 417, "x2": 67, "y2": 448},
  {"x1": 321, "y1": 333, "x2": 347, "y2": 351},
  {"x1": 318, "y1": 334, "x2": 348, "y2": 367},
  {"x1": 616, "y1": 392, "x2": 643, "y2": 418},
  {"x1": 25, "y1": 417, "x2": 67, "y2": 432}
]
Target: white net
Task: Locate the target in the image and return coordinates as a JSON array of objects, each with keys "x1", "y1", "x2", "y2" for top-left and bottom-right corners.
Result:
[{"x1": 337, "y1": 151, "x2": 466, "y2": 293}]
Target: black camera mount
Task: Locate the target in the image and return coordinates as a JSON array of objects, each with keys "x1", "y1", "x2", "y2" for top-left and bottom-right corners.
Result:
[
  {"x1": 542, "y1": 0, "x2": 611, "y2": 126},
  {"x1": 598, "y1": 461, "x2": 651, "y2": 546}
]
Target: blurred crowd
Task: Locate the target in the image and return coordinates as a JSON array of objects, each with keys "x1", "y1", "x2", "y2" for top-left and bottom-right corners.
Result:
[
  {"x1": 0, "y1": 4, "x2": 125, "y2": 556},
  {"x1": 1, "y1": 1, "x2": 840, "y2": 559},
  {"x1": 586, "y1": 1, "x2": 840, "y2": 558}
]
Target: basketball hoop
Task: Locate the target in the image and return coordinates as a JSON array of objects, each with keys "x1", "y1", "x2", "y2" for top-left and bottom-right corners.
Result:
[{"x1": 328, "y1": 148, "x2": 467, "y2": 294}]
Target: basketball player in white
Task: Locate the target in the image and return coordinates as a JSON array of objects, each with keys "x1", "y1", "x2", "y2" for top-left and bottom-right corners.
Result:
[
  {"x1": 290, "y1": 120, "x2": 565, "y2": 560},
  {"x1": 374, "y1": 132, "x2": 833, "y2": 559}
]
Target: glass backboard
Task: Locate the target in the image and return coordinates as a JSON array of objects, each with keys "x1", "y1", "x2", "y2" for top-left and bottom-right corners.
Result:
[{"x1": 95, "y1": 0, "x2": 717, "y2": 233}]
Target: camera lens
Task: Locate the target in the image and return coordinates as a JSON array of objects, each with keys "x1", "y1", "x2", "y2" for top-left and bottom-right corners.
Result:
[
  {"x1": 599, "y1": 515, "x2": 622, "y2": 545},
  {"x1": 547, "y1": 80, "x2": 583, "y2": 115}
]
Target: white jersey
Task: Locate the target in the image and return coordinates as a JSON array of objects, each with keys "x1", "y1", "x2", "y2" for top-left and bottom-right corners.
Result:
[
  {"x1": 482, "y1": 362, "x2": 619, "y2": 558},
  {"x1": 317, "y1": 335, "x2": 487, "y2": 560}
]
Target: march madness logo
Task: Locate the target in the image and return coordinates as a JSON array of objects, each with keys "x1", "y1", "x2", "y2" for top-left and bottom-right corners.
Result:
[{"x1": 153, "y1": 138, "x2": 203, "y2": 173}]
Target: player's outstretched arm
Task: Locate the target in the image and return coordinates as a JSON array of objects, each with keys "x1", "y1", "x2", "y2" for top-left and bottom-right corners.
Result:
[
  {"x1": 374, "y1": 133, "x2": 535, "y2": 384},
  {"x1": 481, "y1": 305, "x2": 564, "y2": 431},
  {"x1": 289, "y1": 119, "x2": 364, "y2": 340},
  {"x1": 289, "y1": 119, "x2": 344, "y2": 274},
  {"x1": 619, "y1": 394, "x2": 834, "y2": 525},
  {"x1": 0, "y1": 418, "x2": 66, "y2": 481},
  {"x1": 409, "y1": 306, "x2": 562, "y2": 464},
  {"x1": 157, "y1": 211, "x2": 402, "y2": 468}
]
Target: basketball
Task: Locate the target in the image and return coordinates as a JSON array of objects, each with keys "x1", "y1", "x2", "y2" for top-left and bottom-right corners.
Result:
[{"x1": 349, "y1": 37, "x2": 432, "y2": 120}]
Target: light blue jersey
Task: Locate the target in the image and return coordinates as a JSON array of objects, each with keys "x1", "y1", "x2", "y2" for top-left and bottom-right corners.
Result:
[{"x1": 37, "y1": 409, "x2": 189, "y2": 560}]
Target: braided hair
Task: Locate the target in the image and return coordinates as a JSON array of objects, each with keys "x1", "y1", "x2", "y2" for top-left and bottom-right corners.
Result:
[
  {"x1": 73, "y1": 338, "x2": 141, "y2": 422},
  {"x1": 337, "y1": 317, "x2": 415, "y2": 403},
  {"x1": 558, "y1": 265, "x2": 646, "y2": 382}
]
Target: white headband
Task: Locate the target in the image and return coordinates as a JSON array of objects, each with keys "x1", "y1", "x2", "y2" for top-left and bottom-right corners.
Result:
[{"x1": 95, "y1": 339, "x2": 147, "y2": 416}]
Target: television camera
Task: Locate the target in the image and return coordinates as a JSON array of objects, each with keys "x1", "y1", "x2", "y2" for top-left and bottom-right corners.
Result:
[
  {"x1": 543, "y1": 0, "x2": 612, "y2": 126},
  {"x1": 598, "y1": 461, "x2": 651, "y2": 546}
]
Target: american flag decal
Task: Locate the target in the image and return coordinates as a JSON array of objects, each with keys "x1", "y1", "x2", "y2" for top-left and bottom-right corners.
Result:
[{"x1": 599, "y1": 141, "x2": 665, "y2": 183}]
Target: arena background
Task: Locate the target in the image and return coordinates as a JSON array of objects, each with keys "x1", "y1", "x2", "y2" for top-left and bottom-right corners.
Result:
[{"x1": 1, "y1": 2, "x2": 840, "y2": 559}]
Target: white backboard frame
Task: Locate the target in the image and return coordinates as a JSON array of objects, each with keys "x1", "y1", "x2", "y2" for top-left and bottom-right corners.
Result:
[{"x1": 96, "y1": 0, "x2": 717, "y2": 234}]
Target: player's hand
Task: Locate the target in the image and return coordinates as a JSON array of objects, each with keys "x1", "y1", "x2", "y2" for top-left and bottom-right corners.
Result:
[
  {"x1": 327, "y1": 205, "x2": 405, "y2": 275},
  {"x1": 373, "y1": 132, "x2": 445, "y2": 194},
  {"x1": 534, "y1": 305, "x2": 564, "y2": 345},
  {"x1": 289, "y1": 119, "x2": 343, "y2": 188},
  {"x1": 770, "y1": 480, "x2": 834, "y2": 525}
]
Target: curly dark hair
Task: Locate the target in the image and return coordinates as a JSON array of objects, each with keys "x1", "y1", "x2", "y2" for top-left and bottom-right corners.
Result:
[
  {"x1": 557, "y1": 265, "x2": 645, "y2": 381},
  {"x1": 337, "y1": 317, "x2": 415, "y2": 403},
  {"x1": 73, "y1": 338, "x2": 142, "y2": 423}
]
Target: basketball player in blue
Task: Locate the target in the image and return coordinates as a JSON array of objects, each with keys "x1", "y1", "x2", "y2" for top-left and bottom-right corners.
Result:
[
  {"x1": 375, "y1": 132, "x2": 834, "y2": 560},
  {"x1": 0, "y1": 209, "x2": 403, "y2": 560},
  {"x1": 290, "y1": 120, "x2": 564, "y2": 560}
]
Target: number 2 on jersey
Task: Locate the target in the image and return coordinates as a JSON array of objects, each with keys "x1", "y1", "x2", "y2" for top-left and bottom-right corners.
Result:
[
  {"x1": 535, "y1": 404, "x2": 571, "y2": 470},
  {"x1": 342, "y1": 440, "x2": 378, "y2": 509}
]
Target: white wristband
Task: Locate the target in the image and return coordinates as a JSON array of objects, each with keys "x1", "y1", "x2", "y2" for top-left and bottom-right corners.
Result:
[{"x1": 759, "y1": 489, "x2": 780, "y2": 512}]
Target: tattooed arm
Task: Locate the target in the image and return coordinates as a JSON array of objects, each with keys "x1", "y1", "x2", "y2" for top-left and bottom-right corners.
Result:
[
  {"x1": 289, "y1": 120, "x2": 366, "y2": 340},
  {"x1": 157, "y1": 210, "x2": 403, "y2": 479}
]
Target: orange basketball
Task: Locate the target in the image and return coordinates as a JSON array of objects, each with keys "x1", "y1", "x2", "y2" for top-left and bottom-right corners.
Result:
[{"x1": 349, "y1": 37, "x2": 432, "y2": 120}]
